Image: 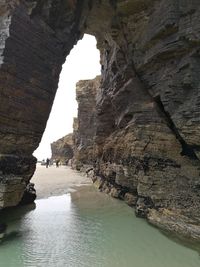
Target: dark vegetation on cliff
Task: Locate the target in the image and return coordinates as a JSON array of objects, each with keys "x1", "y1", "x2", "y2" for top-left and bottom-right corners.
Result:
[{"x1": 0, "y1": 0, "x2": 200, "y2": 239}]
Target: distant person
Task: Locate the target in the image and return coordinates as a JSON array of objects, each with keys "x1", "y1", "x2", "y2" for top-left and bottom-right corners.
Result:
[
  {"x1": 56, "y1": 159, "x2": 60, "y2": 168},
  {"x1": 46, "y1": 158, "x2": 50, "y2": 168}
]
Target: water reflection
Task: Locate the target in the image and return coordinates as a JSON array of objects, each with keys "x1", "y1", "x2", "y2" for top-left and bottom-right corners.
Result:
[
  {"x1": 1, "y1": 231, "x2": 20, "y2": 244},
  {"x1": 0, "y1": 203, "x2": 36, "y2": 244},
  {"x1": 1, "y1": 203, "x2": 36, "y2": 223},
  {"x1": 160, "y1": 228, "x2": 200, "y2": 256},
  {"x1": 0, "y1": 188, "x2": 199, "y2": 267}
]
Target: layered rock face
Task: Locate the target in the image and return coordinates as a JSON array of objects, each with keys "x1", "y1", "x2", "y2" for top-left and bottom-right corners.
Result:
[
  {"x1": 0, "y1": 0, "x2": 200, "y2": 238},
  {"x1": 72, "y1": 77, "x2": 100, "y2": 170},
  {"x1": 51, "y1": 78, "x2": 100, "y2": 167},
  {"x1": 0, "y1": 0, "x2": 84, "y2": 208},
  {"x1": 72, "y1": 0, "x2": 200, "y2": 239},
  {"x1": 51, "y1": 133, "x2": 73, "y2": 164}
]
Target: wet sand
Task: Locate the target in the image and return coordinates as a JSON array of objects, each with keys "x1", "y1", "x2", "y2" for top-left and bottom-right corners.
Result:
[{"x1": 31, "y1": 164, "x2": 92, "y2": 199}]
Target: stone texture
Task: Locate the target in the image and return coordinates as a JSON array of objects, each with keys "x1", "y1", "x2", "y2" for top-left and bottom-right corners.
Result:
[
  {"x1": 124, "y1": 193, "x2": 137, "y2": 207},
  {"x1": 79, "y1": 0, "x2": 200, "y2": 239},
  {"x1": 51, "y1": 133, "x2": 74, "y2": 164},
  {"x1": 19, "y1": 182, "x2": 36, "y2": 206},
  {"x1": 72, "y1": 77, "x2": 101, "y2": 170},
  {"x1": 148, "y1": 208, "x2": 200, "y2": 241},
  {"x1": 0, "y1": 154, "x2": 36, "y2": 208},
  {"x1": 0, "y1": 0, "x2": 85, "y2": 208},
  {"x1": 0, "y1": 0, "x2": 200, "y2": 239}
]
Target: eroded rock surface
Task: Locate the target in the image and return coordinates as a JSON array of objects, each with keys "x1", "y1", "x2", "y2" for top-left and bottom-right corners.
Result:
[
  {"x1": 84, "y1": 0, "x2": 200, "y2": 240},
  {"x1": 0, "y1": 0, "x2": 200, "y2": 239},
  {"x1": 51, "y1": 133, "x2": 74, "y2": 164},
  {"x1": 0, "y1": 0, "x2": 84, "y2": 208},
  {"x1": 72, "y1": 77, "x2": 100, "y2": 170},
  {"x1": 0, "y1": 154, "x2": 36, "y2": 207}
]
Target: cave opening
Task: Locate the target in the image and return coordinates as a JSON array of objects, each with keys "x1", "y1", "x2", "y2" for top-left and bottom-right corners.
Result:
[{"x1": 33, "y1": 34, "x2": 101, "y2": 162}]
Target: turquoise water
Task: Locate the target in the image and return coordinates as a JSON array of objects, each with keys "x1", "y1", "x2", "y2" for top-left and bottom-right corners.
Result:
[{"x1": 0, "y1": 186, "x2": 200, "y2": 267}]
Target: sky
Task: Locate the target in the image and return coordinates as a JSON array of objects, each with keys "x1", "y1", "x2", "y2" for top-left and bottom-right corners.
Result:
[{"x1": 33, "y1": 34, "x2": 101, "y2": 161}]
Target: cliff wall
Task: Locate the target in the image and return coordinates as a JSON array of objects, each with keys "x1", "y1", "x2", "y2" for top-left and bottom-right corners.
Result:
[
  {"x1": 73, "y1": 0, "x2": 200, "y2": 233},
  {"x1": 72, "y1": 77, "x2": 100, "y2": 170},
  {"x1": 0, "y1": 0, "x2": 84, "y2": 207},
  {"x1": 0, "y1": 0, "x2": 200, "y2": 238},
  {"x1": 51, "y1": 133, "x2": 73, "y2": 164}
]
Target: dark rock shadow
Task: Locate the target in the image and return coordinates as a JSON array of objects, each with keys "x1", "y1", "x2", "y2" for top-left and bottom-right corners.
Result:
[
  {"x1": 0, "y1": 203, "x2": 36, "y2": 245},
  {"x1": 0, "y1": 203, "x2": 36, "y2": 223},
  {"x1": 0, "y1": 231, "x2": 21, "y2": 245}
]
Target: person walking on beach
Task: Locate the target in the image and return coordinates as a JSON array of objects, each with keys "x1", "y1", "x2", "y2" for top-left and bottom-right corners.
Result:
[
  {"x1": 46, "y1": 158, "x2": 50, "y2": 168},
  {"x1": 56, "y1": 159, "x2": 60, "y2": 168}
]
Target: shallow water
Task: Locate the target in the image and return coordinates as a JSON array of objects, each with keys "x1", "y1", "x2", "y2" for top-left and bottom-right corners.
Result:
[{"x1": 0, "y1": 186, "x2": 200, "y2": 267}]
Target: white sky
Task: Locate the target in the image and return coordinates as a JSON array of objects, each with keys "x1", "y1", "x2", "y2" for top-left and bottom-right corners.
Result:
[{"x1": 33, "y1": 34, "x2": 101, "y2": 161}]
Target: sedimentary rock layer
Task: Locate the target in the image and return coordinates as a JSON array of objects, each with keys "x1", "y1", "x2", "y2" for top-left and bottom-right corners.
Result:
[
  {"x1": 73, "y1": 0, "x2": 200, "y2": 235},
  {"x1": 0, "y1": 0, "x2": 84, "y2": 208},
  {"x1": 72, "y1": 77, "x2": 100, "y2": 170},
  {"x1": 51, "y1": 133, "x2": 74, "y2": 164},
  {"x1": 78, "y1": 0, "x2": 200, "y2": 240}
]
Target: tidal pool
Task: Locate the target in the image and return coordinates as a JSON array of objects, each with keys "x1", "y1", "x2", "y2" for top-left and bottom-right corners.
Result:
[{"x1": 0, "y1": 186, "x2": 199, "y2": 267}]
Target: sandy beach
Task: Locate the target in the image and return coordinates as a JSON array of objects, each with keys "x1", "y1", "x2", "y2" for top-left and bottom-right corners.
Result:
[{"x1": 31, "y1": 164, "x2": 92, "y2": 199}]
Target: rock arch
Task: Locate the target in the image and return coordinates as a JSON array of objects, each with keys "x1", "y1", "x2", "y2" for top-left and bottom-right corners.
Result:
[{"x1": 0, "y1": 0, "x2": 200, "y2": 238}]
